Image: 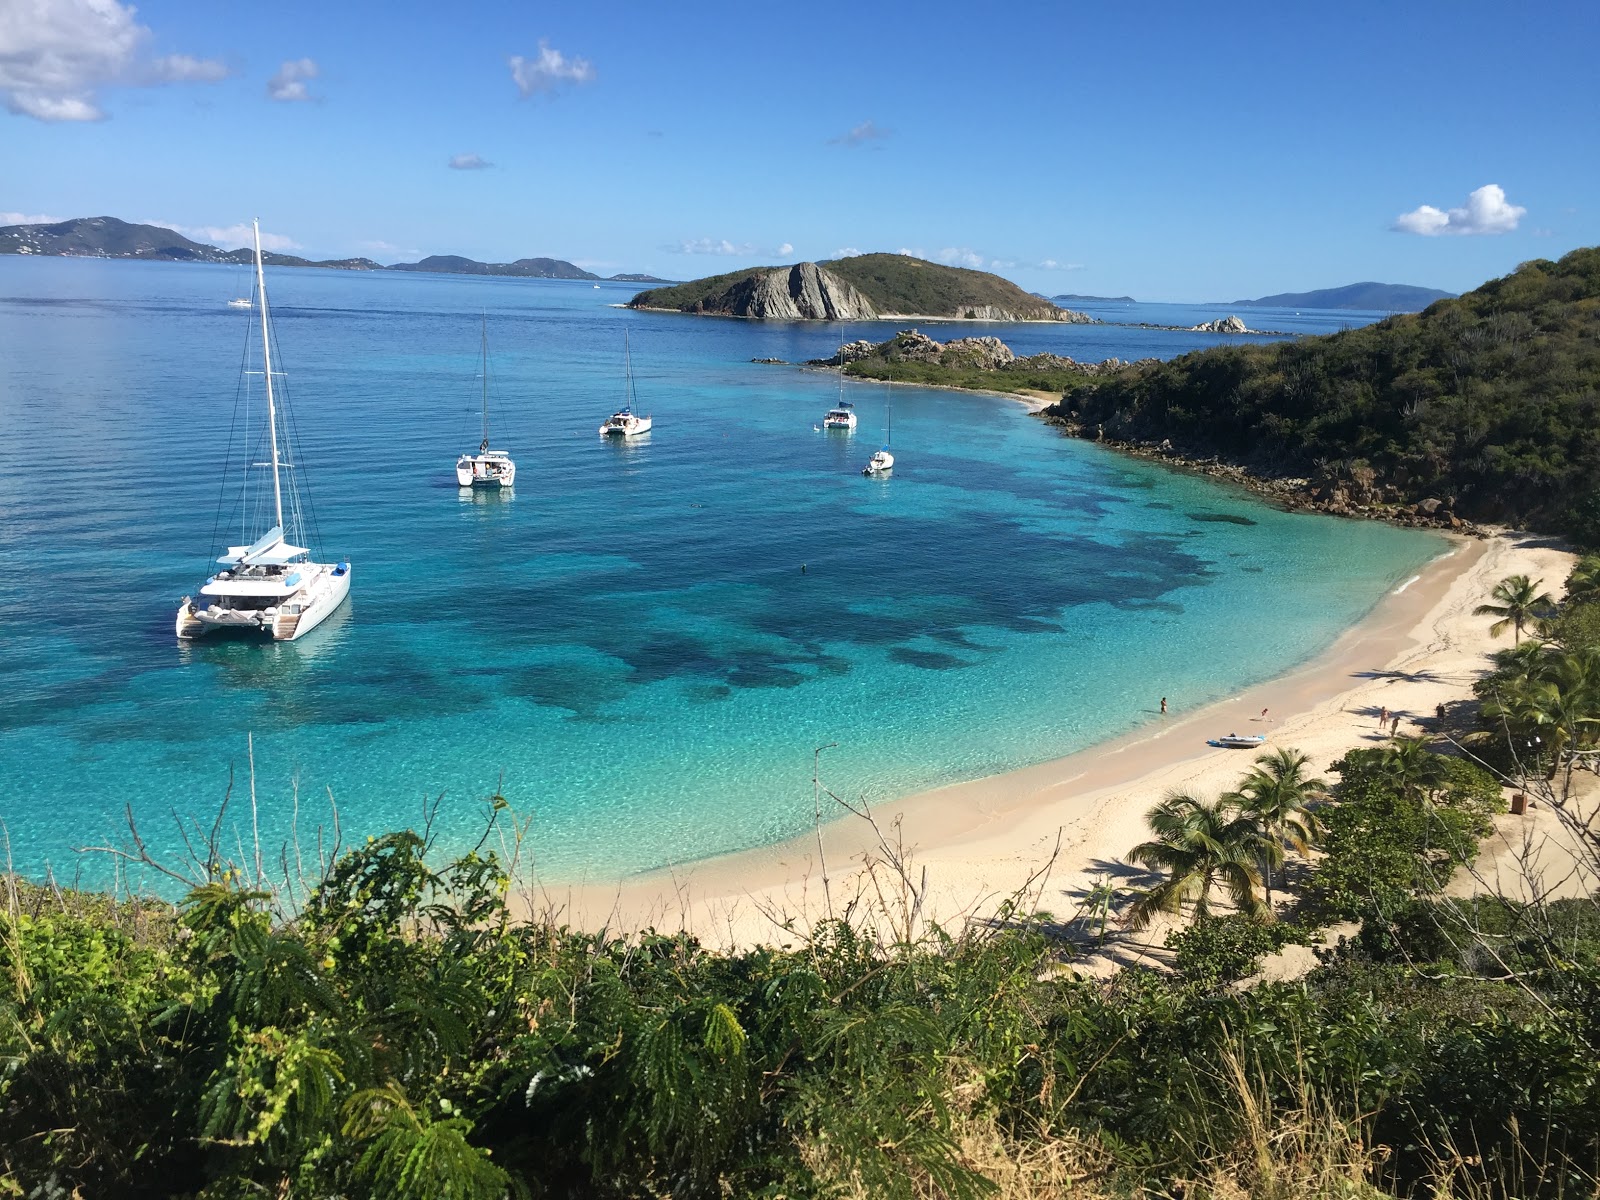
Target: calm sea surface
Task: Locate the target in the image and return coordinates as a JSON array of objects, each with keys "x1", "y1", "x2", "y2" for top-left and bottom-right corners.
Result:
[{"x1": 0, "y1": 258, "x2": 1438, "y2": 885}]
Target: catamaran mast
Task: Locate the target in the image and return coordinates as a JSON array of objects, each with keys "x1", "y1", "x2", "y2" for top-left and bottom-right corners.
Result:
[
  {"x1": 480, "y1": 313, "x2": 490, "y2": 450},
  {"x1": 624, "y1": 327, "x2": 635, "y2": 408},
  {"x1": 252, "y1": 219, "x2": 285, "y2": 533}
]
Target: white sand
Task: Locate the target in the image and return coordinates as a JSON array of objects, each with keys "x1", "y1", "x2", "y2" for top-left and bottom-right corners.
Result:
[{"x1": 529, "y1": 532, "x2": 1577, "y2": 949}]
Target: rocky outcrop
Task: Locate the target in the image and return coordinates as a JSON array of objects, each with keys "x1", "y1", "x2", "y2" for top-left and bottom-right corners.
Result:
[
  {"x1": 812, "y1": 330, "x2": 1157, "y2": 378},
  {"x1": 1189, "y1": 314, "x2": 1251, "y2": 334},
  {"x1": 651, "y1": 262, "x2": 880, "y2": 320}
]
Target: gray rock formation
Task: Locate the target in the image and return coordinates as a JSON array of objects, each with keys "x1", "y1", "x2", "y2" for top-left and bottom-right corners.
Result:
[
  {"x1": 939, "y1": 336, "x2": 1015, "y2": 369},
  {"x1": 1189, "y1": 314, "x2": 1251, "y2": 334},
  {"x1": 725, "y1": 263, "x2": 879, "y2": 320}
]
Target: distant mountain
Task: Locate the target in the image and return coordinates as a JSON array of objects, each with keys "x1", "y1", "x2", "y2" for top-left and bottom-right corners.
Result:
[
  {"x1": 631, "y1": 254, "x2": 1093, "y2": 322},
  {"x1": 386, "y1": 254, "x2": 600, "y2": 280},
  {"x1": 0, "y1": 216, "x2": 661, "y2": 280},
  {"x1": 608, "y1": 273, "x2": 674, "y2": 283},
  {"x1": 0, "y1": 217, "x2": 381, "y2": 270},
  {"x1": 1233, "y1": 282, "x2": 1455, "y2": 311},
  {"x1": 1053, "y1": 293, "x2": 1136, "y2": 304}
]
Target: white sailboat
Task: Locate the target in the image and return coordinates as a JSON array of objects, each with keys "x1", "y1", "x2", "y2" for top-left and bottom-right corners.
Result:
[
  {"x1": 823, "y1": 356, "x2": 856, "y2": 428},
  {"x1": 176, "y1": 220, "x2": 351, "y2": 643},
  {"x1": 862, "y1": 382, "x2": 894, "y2": 475},
  {"x1": 455, "y1": 316, "x2": 516, "y2": 488},
  {"x1": 598, "y1": 328, "x2": 652, "y2": 436}
]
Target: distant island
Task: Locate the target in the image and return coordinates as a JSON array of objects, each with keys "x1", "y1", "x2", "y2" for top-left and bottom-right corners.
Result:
[
  {"x1": 1052, "y1": 293, "x2": 1136, "y2": 304},
  {"x1": 629, "y1": 254, "x2": 1094, "y2": 323},
  {"x1": 0, "y1": 216, "x2": 669, "y2": 282},
  {"x1": 1232, "y1": 282, "x2": 1454, "y2": 311}
]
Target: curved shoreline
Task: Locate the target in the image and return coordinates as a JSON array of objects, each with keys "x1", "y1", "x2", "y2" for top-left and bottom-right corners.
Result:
[{"x1": 525, "y1": 532, "x2": 1570, "y2": 947}]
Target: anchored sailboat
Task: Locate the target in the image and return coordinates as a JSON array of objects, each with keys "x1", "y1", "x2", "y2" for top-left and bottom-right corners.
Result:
[
  {"x1": 599, "y1": 328, "x2": 652, "y2": 437},
  {"x1": 862, "y1": 381, "x2": 894, "y2": 475},
  {"x1": 455, "y1": 315, "x2": 516, "y2": 488},
  {"x1": 176, "y1": 219, "x2": 351, "y2": 643}
]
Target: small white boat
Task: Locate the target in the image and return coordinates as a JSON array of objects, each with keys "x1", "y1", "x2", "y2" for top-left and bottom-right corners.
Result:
[
  {"x1": 227, "y1": 297, "x2": 251, "y2": 309},
  {"x1": 600, "y1": 329, "x2": 652, "y2": 436},
  {"x1": 1208, "y1": 733, "x2": 1267, "y2": 749},
  {"x1": 455, "y1": 316, "x2": 516, "y2": 488},
  {"x1": 862, "y1": 448, "x2": 894, "y2": 475},
  {"x1": 861, "y1": 382, "x2": 894, "y2": 475},
  {"x1": 823, "y1": 402, "x2": 856, "y2": 429},
  {"x1": 177, "y1": 220, "x2": 351, "y2": 643}
]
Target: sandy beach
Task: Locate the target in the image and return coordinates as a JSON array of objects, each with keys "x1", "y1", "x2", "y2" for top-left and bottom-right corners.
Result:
[{"x1": 533, "y1": 531, "x2": 1576, "y2": 948}]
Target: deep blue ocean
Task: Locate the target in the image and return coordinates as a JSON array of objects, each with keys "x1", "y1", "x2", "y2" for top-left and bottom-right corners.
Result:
[{"x1": 0, "y1": 257, "x2": 1440, "y2": 886}]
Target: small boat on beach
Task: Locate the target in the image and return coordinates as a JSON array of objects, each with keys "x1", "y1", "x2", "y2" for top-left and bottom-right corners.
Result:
[
  {"x1": 599, "y1": 329, "x2": 652, "y2": 437},
  {"x1": 176, "y1": 219, "x2": 351, "y2": 643},
  {"x1": 1207, "y1": 733, "x2": 1267, "y2": 749},
  {"x1": 455, "y1": 315, "x2": 516, "y2": 488}
]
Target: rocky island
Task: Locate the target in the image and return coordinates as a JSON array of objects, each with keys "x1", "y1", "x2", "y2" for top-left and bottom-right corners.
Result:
[{"x1": 629, "y1": 253, "x2": 1095, "y2": 323}]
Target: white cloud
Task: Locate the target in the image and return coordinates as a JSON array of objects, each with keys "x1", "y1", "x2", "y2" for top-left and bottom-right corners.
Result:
[
  {"x1": 150, "y1": 54, "x2": 227, "y2": 83},
  {"x1": 449, "y1": 152, "x2": 493, "y2": 170},
  {"x1": 775, "y1": 242, "x2": 793, "y2": 256},
  {"x1": 509, "y1": 40, "x2": 594, "y2": 97},
  {"x1": 832, "y1": 247, "x2": 862, "y2": 259},
  {"x1": 0, "y1": 0, "x2": 226, "y2": 121},
  {"x1": 674, "y1": 237, "x2": 755, "y2": 256},
  {"x1": 1393, "y1": 183, "x2": 1526, "y2": 236},
  {"x1": 157, "y1": 220, "x2": 301, "y2": 252},
  {"x1": 829, "y1": 119, "x2": 890, "y2": 147},
  {"x1": 1035, "y1": 259, "x2": 1085, "y2": 271},
  {"x1": 0, "y1": 210, "x2": 65, "y2": 225},
  {"x1": 267, "y1": 58, "x2": 318, "y2": 102},
  {"x1": 936, "y1": 247, "x2": 987, "y2": 270}
]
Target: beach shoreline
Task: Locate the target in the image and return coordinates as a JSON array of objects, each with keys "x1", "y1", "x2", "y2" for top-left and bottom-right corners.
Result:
[{"x1": 528, "y1": 531, "x2": 1574, "y2": 947}]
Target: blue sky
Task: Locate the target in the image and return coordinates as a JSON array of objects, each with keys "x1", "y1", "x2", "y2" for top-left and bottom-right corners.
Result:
[{"x1": 3, "y1": 0, "x2": 1596, "y2": 300}]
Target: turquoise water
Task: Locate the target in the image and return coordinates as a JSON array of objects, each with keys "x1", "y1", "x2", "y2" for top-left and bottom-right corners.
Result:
[{"x1": 0, "y1": 258, "x2": 1442, "y2": 885}]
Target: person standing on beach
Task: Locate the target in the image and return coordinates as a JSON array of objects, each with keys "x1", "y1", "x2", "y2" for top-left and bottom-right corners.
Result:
[
  {"x1": 1392, "y1": 713, "x2": 1402, "y2": 736},
  {"x1": 1379, "y1": 705, "x2": 1389, "y2": 728},
  {"x1": 1160, "y1": 697, "x2": 1167, "y2": 714}
]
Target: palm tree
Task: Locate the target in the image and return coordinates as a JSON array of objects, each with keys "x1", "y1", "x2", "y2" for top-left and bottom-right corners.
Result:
[
  {"x1": 1566, "y1": 556, "x2": 1600, "y2": 605},
  {"x1": 1475, "y1": 574, "x2": 1556, "y2": 644},
  {"x1": 1372, "y1": 735, "x2": 1452, "y2": 803},
  {"x1": 1124, "y1": 792, "x2": 1268, "y2": 930},
  {"x1": 1234, "y1": 747, "x2": 1325, "y2": 907}
]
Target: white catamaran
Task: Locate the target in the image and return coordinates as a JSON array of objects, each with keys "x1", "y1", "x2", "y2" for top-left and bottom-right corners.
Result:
[
  {"x1": 598, "y1": 329, "x2": 652, "y2": 437},
  {"x1": 455, "y1": 315, "x2": 516, "y2": 488},
  {"x1": 176, "y1": 220, "x2": 351, "y2": 643}
]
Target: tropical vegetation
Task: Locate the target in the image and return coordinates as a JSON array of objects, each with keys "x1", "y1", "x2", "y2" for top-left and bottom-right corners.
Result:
[{"x1": 1046, "y1": 246, "x2": 1600, "y2": 537}]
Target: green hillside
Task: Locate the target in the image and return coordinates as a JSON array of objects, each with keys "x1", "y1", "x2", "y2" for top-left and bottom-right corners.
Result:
[
  {"x1": 1050, "y1": 247, "x2": 1600, "y2": 537},
  {"x1": 627, "y1": 265, "x2": 768, "y2": 310},
  {"x1": 823, "y1": 253, "x2": 1074, "y2": 319}
]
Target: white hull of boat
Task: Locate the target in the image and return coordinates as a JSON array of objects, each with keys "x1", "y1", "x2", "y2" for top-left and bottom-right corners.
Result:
[
  {"x1": 456, "y1": 457, "x2": 516, "y2": 487},
  {"x1": 177, "y1": 564, "x2": 351, "y2": 642},
  {"x1": 863, "y1": 451, "x2": 894, "y2": 475},
  {"x1": 599, "y1": 414, "x2": 652, "y2": 437}
]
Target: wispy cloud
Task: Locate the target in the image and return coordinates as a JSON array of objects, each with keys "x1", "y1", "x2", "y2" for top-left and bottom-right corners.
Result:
[
  {"x1": 776, "y1": 242, "x2": 793, "y2": 256},
  {"x1": 1393, "y1": 183, "x2": 1525, "y2": 236},
  {"x1": 510, "y1": 40, "x2": 594, "y2": 97},
  {"x1": 673, "y1": 237, "x2": 756, "y2": 256},
  {"x1": 448, "y1": 152, "x2": 493, "y2": 170},
  {"x1": 936, "y1": 247, "x2": 988, "y2": 270},
  {"x1": 829, "y1": 119, "x2": 890, "y2": 147},
  {"x1": 0, "y1": 210, "x2": 65, "y2": 226},
  {"x1": 155, "y1": 220, "x2": 301, "y2": 252},
  {"x1": 832, "y1": 247, "x2": 863, "y2": 259},
  {"x1": 267, "y1": 58, "x2": 318, "y2": 102},
  {"x1": 0, "y1": 0, "x2": 226, "y2": 122},
  {"x1": 1035, "y1": 259, "x2": 1085, "y2": 271}
]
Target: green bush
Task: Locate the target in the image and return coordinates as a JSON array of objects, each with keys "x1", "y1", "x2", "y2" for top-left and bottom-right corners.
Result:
[{"x1": 1166, "y1": 914, "x2": 1307, "y2": 984}]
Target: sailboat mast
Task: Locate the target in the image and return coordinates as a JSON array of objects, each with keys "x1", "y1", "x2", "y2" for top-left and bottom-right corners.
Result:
[
  {"x1": 624, "y1": 327, "x2": 634, "y2": 407},
  {"x1": 481, "y1": 313, "x2": 489, "y2": 446},
  {"x1": 253, "y1": 218, "x2": 285, "y2": 532}
]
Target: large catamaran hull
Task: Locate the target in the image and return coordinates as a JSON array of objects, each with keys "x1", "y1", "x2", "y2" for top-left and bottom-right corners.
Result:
[{"x1": 177, "y1": 566, "x2": 351, "y2": 642}]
